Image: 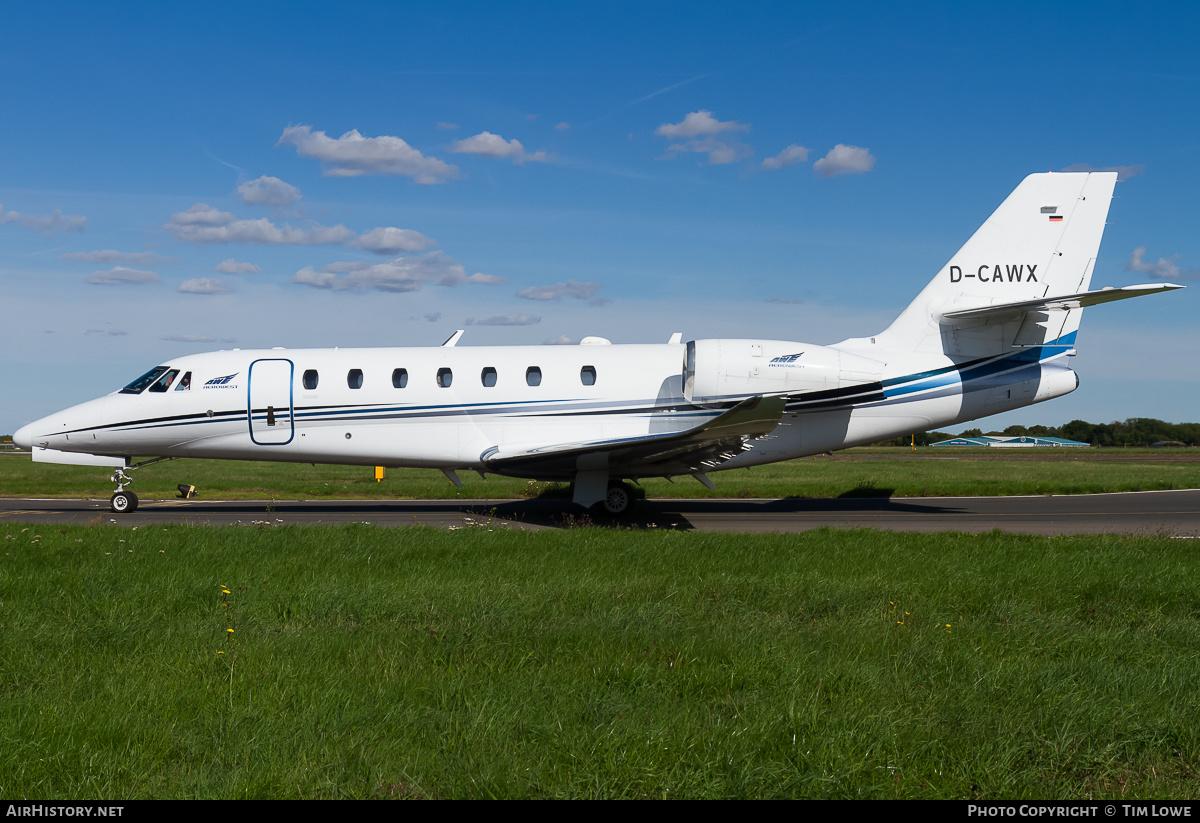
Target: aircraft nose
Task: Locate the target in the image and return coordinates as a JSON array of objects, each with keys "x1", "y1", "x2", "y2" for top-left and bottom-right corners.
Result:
[{"x1": 13, "y1": 422, "x2": 34, "y2": 451}]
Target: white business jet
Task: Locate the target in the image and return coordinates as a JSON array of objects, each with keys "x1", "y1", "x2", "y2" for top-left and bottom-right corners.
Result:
[{"x1": 13, "y1": 172, "x2": 1182, "y2": 515}]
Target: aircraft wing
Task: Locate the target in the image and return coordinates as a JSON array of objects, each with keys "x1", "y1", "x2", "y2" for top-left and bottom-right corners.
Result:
[
  {"x1": 937, "y1": 283, "x2": 1183, "y2": 324},
  {"x1": 481, "y1": 394, "x2": 787, "y2": 479}
]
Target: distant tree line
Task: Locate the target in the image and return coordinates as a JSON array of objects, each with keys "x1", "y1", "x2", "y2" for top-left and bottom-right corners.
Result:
[{"x1": 872, "y1": 418, "x2": 1198, "y2": 447}]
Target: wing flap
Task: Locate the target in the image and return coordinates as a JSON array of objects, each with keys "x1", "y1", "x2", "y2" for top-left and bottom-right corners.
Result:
[{"x1": 481, "y1": 394, "x2": 786, "y2": 479}]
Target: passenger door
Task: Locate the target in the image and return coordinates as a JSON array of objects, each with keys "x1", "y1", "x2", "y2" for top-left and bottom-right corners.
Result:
[{"x1": 247, "y1": 358, "x2": 294, "y2": 445}]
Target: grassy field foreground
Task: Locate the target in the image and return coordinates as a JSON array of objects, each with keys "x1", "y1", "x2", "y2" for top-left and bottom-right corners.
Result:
[
  {"x1": 2, "y1": 448, "x2": 1198, "y2": 500},
  {"x1": 2, "y1": 523, "x2": 1198, "y2": 798}
]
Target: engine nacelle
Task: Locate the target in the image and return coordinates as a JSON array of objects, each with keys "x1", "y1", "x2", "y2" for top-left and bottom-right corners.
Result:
[{"x1": 684, "y1": 339, "x2": 885, "y2": 405}]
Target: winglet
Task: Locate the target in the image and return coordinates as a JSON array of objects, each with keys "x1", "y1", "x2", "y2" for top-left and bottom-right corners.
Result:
[{"x1": 441, "y1": 330, "x2": 465, "y2": 347}]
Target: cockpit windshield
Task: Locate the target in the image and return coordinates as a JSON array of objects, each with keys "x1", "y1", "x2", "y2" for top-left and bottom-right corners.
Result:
[
  {"x1": 120, "y1": 366, "x2": 170, "y2": 395},
  {"x1": 148, "y1": 369, "x2": 180, "y2": 393}
]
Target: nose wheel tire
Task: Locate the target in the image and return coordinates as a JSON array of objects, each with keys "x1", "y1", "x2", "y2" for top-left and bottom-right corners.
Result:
[{"x1": 110, "y1": 491, "x2": 139, "y2": 514}]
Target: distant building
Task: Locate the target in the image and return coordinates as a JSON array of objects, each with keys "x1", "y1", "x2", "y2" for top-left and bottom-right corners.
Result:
[{"x1": 931, "y1": 435, "x2": 1090, "y2": 448}]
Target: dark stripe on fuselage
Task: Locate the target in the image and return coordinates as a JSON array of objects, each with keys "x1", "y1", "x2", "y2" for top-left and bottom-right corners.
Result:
[{"x1": 50, "y1": 342, "x2": 1074, "y2": 441}]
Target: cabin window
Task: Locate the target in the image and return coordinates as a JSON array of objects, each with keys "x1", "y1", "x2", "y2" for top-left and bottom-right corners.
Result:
[
  {"x1": 580, "y1": 366, "x2": 596, "y2": 386},
  {"x1": 303, "y1": 370, "x2": 319, "y2": 390},
  {"x1": 175, "y1": 371, "x2": 192, "y2": 391},
  {"x1": 437, "y1": 368, "x2": 453, "y2": 388},
  {"x1": 526, "y1": 366, "x2": 542, "y2": 387},
  {"x1": 148, "y1": 369, "x2": 180, "y2": 393},
  {"x1": 120, "y1": 366, "x2": 169, "y2": 394},
  {"x1": 392, "y1": 368, "x2": 408, "y2": 389},
  {"x1": 481, "y1": 367, "x2": 497, "y2": 387},
  {"x1": 347, "y1": 369, "x2": 363, "y2": 389}
]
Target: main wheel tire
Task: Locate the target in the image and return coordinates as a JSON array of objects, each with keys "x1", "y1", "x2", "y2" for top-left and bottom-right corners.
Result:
[
  {"x1": 600, "y1": 482, "x2": 633, "y2": 516},
  {"x1": 110, "y1": 491, "x2": 138, "y2": 514}
]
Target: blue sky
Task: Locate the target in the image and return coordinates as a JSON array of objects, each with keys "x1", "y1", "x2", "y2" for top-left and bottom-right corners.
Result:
[{"x1": 3, "y1": 1, "x2": 1197, "y2": 435}]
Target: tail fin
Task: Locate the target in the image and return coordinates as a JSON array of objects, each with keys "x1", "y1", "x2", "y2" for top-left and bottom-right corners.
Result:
[{"x1": 871, "y1": 171, "x2": 1118, "y2": 357}]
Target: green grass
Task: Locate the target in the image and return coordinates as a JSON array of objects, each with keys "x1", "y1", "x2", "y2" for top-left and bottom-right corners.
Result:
[
  {"x1": 2, "y1": 524, "x2": 1198, "y2": 798},
  {"x1": 2, "y1": 448, "x2": 1198, "y2": 501}
]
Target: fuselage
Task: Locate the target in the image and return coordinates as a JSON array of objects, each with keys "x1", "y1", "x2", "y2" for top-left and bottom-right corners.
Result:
[
  {"x1": 12, "y1": 172, "x2": 1179, "y2": 514},
  {"x1": 13, "y1": 337, "x2": 1079, "y2": 479}
]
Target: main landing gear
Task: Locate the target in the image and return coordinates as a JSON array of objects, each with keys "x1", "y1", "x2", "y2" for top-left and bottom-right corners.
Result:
[
  {"x1": 571, "y1": 471, "x2": 639, "y2": 517},
  {"x1": 583, "y1": 479, "x2": 638, "y2": 518},
  {"x1": 598, "y1": 481, "x2": 635, "y2": 516}
]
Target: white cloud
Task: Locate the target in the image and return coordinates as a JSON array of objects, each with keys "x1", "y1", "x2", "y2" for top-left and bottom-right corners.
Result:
[
  {"x1": 277, "y1": 125, "x2": 459, "y2": 184},
  {"x1": 1060, "y1": 163, "x2": 1146, "y2": 182},
  {"x1": 450, "y1": 131, "x2": 549, "y2": 165},
  {"x1": 292, "y1": 251, "x2": 505, "y2": 292},
  {"x1": 813, "y1": 144, "x2": 876, "y2": 178},
  {"x1": 62, "y1": 250, "x2": 168, "y2": 266},
  {"x1": 655, "y1": 111, "x2": 752, "y2": 166},
  {"x1": 178, "y1": 277, "x2": 231, "y2": 294},
  {"x1": 294, "y1": 260, "x2": 425, "y2": 292},
  {"x1": 544, "y1": 335, "x2": 577, "y2": 344},
  {"x1": 0, "y1": 204, "x2": 86, "y2": 236},
  {"x1": 424, "y1": 312, "x2": 442, "y2": 322},
  {"x1": 1126, "y1": 246, "x2": 1198, "y2": 281},
  {"x1": 351, "y1": 226, "x2": 437, "y2": 255},
  {"x1": 441, "y1": 270, "x2": 508, "y2": 286},
  {"x1": 670, "y1": 136, "x2": 752, "y2": 165},
  {"x1": 554, "y1": 122, "x2": 570, "y2": 131},
  {"x1": 85, "y1": 266, "x2": 160, "y2": 285},
  {"x1": 84, "y1": 328, "x2": 128, "y2": 336},
  {"x1": 465, "y1": 314, "x2": 541, "y2": 326},
  {"x1": 167, "y1": 204, "x2": 437, "y2": 261},
  {"x1": 237, "y1": 175, "x2": 302, "y2": 208},
  {"x1": 517, "y1": 279, "x2": 606, "y2": 304},
  {"x1": 762, "y1": 144, "x2": 810, "y2": 170},
  {"x1": 214, "y1": 259, "x2": 262, "y2": 274},
  {"x1": 655, "y1": 110, "x2": 748, "y2": 139},
  {"x1": 161, "y1": 335, "x2": 218, "y2": 343},
  {"x1": 164, "y1": 204, "x2": 355, "y2": 246}
]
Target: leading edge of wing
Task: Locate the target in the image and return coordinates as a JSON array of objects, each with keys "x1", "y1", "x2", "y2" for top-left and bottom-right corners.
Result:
[{"x1": 480, "y1": 394, "x2": 787, "y2": 477}]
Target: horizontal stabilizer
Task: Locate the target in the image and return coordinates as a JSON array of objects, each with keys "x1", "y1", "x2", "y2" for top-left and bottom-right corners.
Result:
[
  {"x1": 482, "y1": 394, "x2": 786, "y2": 479},
  {"x1": 937, "y1": 283, "x2": 1183, "y2": 325}
]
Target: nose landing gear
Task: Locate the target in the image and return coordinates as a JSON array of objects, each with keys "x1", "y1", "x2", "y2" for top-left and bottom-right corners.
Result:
[
  {"x1": 105, "y1": 456, "x2": 179, "y2": 514},
  {"x1": 109, "y1": 468, "x2": 138, "y2": 513},
  {"x1": 110, "y1": 490, "x2": 138, "y2": 513}
]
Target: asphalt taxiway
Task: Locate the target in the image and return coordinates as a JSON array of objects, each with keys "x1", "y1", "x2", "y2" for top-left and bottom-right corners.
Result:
[{"x1": 1, "y1": 490, "x2": 1198, "y2": 535}]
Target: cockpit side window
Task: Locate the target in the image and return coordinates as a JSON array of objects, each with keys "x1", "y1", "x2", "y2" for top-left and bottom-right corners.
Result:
[
  {"x1": 175, "y1": 371, "x2": 192, "y2": 391},
  {"x1": 120, "y1": 366, "x2": 169, "y2": 394},
  {"x1": 148, "y1": 369, "x2": 180, "y2": 393}
]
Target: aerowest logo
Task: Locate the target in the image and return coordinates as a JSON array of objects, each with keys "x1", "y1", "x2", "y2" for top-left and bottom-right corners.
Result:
[
  {"x1": 950, "y1": 264, "x2": 1038, "y2": 283},
  {"x1": 768, "y1": 353, "x2": 804, "y2": 368},
  {"x1": 203, "y1": 373, "x2": 239, "y2": 389}
]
